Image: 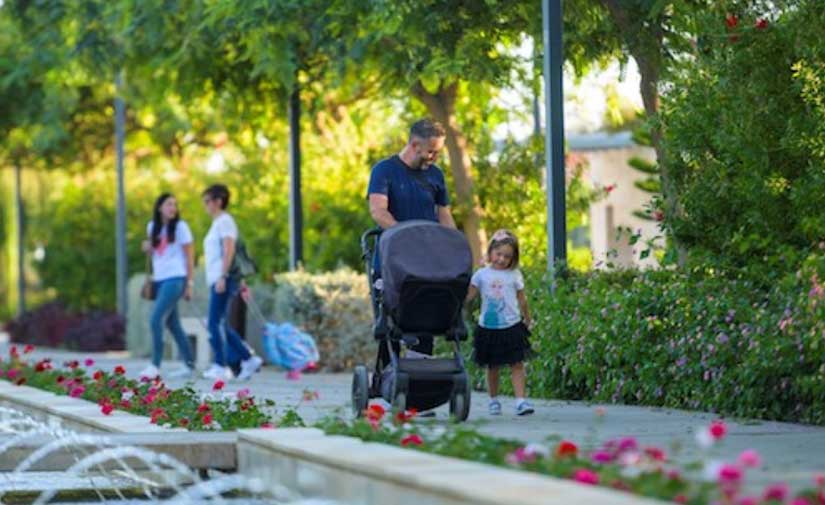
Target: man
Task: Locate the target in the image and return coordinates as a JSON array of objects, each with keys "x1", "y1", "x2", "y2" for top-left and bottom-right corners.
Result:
[
  {"x1": 367, "y1": 118, "x2": 457, "y2": 230},
  {"x1": 366, "y1": 119, "x2": 456, "y2": 368}
]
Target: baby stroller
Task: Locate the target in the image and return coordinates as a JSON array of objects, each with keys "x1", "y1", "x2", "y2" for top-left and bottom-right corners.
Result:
[{"x1": 352, "y1": 220, "x2": 473, "y2": 421}]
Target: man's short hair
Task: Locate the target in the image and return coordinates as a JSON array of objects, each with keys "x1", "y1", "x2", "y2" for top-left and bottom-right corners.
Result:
[
  {"x1": 409, "y1": 119, "x2": 446, "y2": 141},
  {"x1": 202, "y1": 184, "x2": 230, "y2": 209}
]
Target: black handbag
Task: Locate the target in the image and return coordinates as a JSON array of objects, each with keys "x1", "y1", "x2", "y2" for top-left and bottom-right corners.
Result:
[{"x1": 229, "y1": 238, "x2": 258, "y2": 278}]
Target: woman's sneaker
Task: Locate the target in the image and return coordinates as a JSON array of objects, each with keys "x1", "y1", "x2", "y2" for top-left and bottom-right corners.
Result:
[
  {"x1": 202, "y1": 363, "x2": 232, "y2": 380},
  {"x1": 237, "y1": 355, "x2": 264, "y2": 381},
  {"x1": 488, "y1": 399, "x2": 502, "y2": 416},
  {"x1": 515, "y1": 400, "x2": 535, "y2": 416},
  {"x1": 139, "y1": 364, "x2": 160, "y2": 380}
]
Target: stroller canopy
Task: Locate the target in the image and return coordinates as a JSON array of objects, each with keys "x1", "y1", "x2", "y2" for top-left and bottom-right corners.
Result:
[{"x1": 379, "y1": 220, "x2": 472, "y2": 311}]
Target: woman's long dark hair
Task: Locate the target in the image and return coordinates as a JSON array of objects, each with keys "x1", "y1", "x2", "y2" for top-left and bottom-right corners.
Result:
[{"x1": 151, "y1": 193, "x2": 180, "y2": 247}]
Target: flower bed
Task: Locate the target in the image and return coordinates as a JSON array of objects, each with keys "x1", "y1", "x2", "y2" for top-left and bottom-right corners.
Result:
[
  {"x1": 0, "y1": 345, "x2": 291, "y2": 431},
  {"x1": 3, "y1": 345, "x2": 823, "y2": 504},
  {"x1": 319, "y1": 407, "x2": 825, "y2": 505}
]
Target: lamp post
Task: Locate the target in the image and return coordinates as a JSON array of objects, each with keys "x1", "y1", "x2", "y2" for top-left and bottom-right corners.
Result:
[
  {"x1": 115, "y1": 71, "x2": 128, "y2": 316},
  {"x1": 542, "y1": 0, "x2": 567, "y2": 280}
]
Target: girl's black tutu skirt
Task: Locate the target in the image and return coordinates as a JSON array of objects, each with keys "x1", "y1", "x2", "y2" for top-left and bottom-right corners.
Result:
[{"x1": 472, "y1": 321, "x2": 534, "y2": 367}]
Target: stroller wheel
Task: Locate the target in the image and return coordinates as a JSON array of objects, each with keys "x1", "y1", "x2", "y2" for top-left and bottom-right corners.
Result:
[
  {"x1": 450, "y1": 374, "x2": 471, "y2": 422},
  {"x1": 352, "y1": 365, "x2": 369, "y2": 417}
]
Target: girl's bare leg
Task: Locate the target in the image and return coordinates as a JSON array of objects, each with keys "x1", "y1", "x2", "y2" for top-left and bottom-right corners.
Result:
[
  {"x1": 487, "y1": 366, "x2": 501, "y2": 397},
  {"x1": 511, "y1": 361, "x2": 526, "y2": 398}
]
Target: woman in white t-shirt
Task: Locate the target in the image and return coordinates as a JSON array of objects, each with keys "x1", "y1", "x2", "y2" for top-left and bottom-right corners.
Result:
[
  {"x1": 139, "y1": 193, "x2": 195, "y2": 380},
  {"x1": 200, "y1": 184, "x2": 263, "y2": 381}
]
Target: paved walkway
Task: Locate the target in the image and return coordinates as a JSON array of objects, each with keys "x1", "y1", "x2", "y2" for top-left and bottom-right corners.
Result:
[{"x1": 3, "y1": 342, "x2": 824, "y2": 493}]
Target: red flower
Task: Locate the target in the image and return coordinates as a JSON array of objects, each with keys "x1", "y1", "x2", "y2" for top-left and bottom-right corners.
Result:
[
  {"x1": 400, "y1": 434, "x2": 424, "y2": 447},
  {"x1": 34, "y1": 359, "x2": 51, "y2": 372},
  {"x1": 725, "y1": 13, "x2": 739, "y2": 29},
  {"x1": 573, "y1": 468, "x2": 599, "y2": 485},
  {"x1": 23, "y1": 344, "x2": 34, "y2": 354},
  {"x1": 556, "y1": 440, "x2": 578, "y2": 458},
  {"x1": 212, "y1": 379, "x2": 225, "y2": 391},
  {"x1": 260, "y1": 422, "x2": 275, "y2": 429},
  {"x1": 66, "y1": 360, "x2": 79, "y2": 369},
  {"x1": 755, "y1": 18, "x2": 768, "y2": 30},
  {"x1": 101, "y1": 403, "x2": 114, "y2": 415},
  {"x1": 644, "y1": 446, "x2": 667, "y2": 462},
  {"x1": 113, "y1": 365, "x2": 126, "y2": 376},
  {"x1": 673, "y1": 495, "x2": 688, "y2": 504},
  {"x1": 119, "y1": 400, "x2": 132, "y2": 409},
  {"x1": 197, "y1": 403, "x2": 210, "y2": 413},
  {"x1": 653, "y1": 210, "x2": 665, "y2": 222},
  {"x1": 93, "y1": 370, "x2": 104, "y2": 381},
  {"x1": 9, "y1": 345, "x2": 18, "y2": 358},
  {"x1": 142, "y1": 394, "x2": 156, "y2": 405},
  {"x1": 605, "y1": 184, "x2": 616, "y2": 194},
  {"x1": 709, "y1": 420, "x2": 728, "y2": 440},
  {"x1": 394, "y1": 409, "x2": 418, "y2": 424},
  {"x1": 240, "y1": 401, "x2": 250, "y2": 411},
  {"x1": 202, "y1": 413, "x2": 213, "y2": 425},
  {"x1": 69, "y1": 386, "x2": 85, "y2": 398},
  {"x1": 56, "y1": 375, "x2": 66, "y2": 384},
  {"x1": 365, "y1": 404, "x2": 385, "y2": 422},
  {"x1": 150, "y1": 408, "x2": 167, "y2": 424}
]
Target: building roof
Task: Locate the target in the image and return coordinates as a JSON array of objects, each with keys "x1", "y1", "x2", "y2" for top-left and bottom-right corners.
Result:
[{"x1": 568, "y1": 131, "x2": 635, "y2": 151}]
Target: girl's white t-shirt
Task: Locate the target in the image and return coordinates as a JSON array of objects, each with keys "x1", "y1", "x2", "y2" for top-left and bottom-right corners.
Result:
[
  {"x1": 203, "y1": 212, "x2": 238, "y2": 286},
  {"x1": 146, "y1": 220, "x2": 193, "y2": 282},
  {"x1": 470, "y1": 267, "x2": 525, "y2": 329}
]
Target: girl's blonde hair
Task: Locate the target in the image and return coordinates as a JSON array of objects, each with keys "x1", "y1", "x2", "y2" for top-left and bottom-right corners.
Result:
[{"x1": 486, "y1": 229, "x2": 520, "y2": 269}]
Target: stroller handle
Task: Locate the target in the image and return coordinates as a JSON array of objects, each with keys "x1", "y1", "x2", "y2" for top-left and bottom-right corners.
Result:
[{"x1": 360, "y1": 227, "x2": 383, "y2": 257}]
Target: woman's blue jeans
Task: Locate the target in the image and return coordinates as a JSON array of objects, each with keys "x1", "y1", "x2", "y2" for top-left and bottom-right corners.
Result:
[
  {"x1": 207, "y1": 276, "x2": 251, "y2": 366},
  {"x1": 150, "y1": 277, "x2": 194, "y2": 368}
]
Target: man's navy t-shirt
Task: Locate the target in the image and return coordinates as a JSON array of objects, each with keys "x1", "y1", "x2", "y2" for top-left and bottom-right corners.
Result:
[{"x1": 366, "y1": 155, "x2": 449, "y2": 222}]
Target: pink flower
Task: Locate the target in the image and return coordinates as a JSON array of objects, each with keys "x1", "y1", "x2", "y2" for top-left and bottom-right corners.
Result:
[
  {"x1": 590, "y1": 450, "x2": 613, "y2": 464},
  {"x1": 815, "y1": 473, "x2": 825, "y2": 487},
  {"x1": 236, "y1": 388, "x2": 250, "y2": 400},
  {"x1": 737, "y1": 497, "x2": 759, "y2": 505},
  {"x1": 6, "y1": 369, "x2": 19, "y2": 379},
  {"x1": 260, "y1": 422, "x2": 275, "y2": 429},
  {"x1": 755, "y1": 18, "x2": 769, "y2": 30},
  {"x1": 69, "y1": 386, "x2": 85, "y2": 398},
  {"x1": 573, "y1": 469, "x2": 599, "y2": 486},
  {"x1": 84, "y1": 358, "x2": 94, "y2": 367},
  {"x1": 790, "y1": 498, "x2": 811, "y2": 505},
  {"x1": 763, "y1": 483, "x2": 789, "y2": 502},
  {"x1": 673, "y1": 495, "x2": 687, "y2": 504},
  {"x1": 400, "y1": 434, "x2": 424, "y2": 447},
  {"x1": 718, "y1": 464, "x2": 743, "y2": 484},
  {"x1": 618, "y1": 437, "x2": 638, "y2": 452},
  {"x1": 709, "y1": 420, "x2": 728, "y2": 440},
  {"x1": 644, "y1": 446, "x2": 667, "y2": 462},
  {"x1": 23, "y1": 344, "x2": 34, "y2": 354},
  {"x1": 212, "y1": 379, "x2": 225, "y2": 391},
  {"x1": 101, "y1": 403, "x2": 114, "y2": 415},
  {"x1": 737, "y1": 449, "x2": 762, "y2": 468}
]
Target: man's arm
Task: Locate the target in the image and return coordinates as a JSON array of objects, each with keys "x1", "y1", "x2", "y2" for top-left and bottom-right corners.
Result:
[
  {"x1": 437, "y1": 205, "x2": 457, "y2": 229},
  {"x1": 369, "y1": 193, "x2": 398, "y2": 229}
]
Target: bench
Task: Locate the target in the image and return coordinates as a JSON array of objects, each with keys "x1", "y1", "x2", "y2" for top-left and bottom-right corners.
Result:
[{"x1": 180, "y1": 317, "x2": 211, "y2": 371}]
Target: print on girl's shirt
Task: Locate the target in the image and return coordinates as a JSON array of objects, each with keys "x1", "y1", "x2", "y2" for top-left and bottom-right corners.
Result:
[{"x1": 482, "y1": 279, "x2": 506, "y2": 328}]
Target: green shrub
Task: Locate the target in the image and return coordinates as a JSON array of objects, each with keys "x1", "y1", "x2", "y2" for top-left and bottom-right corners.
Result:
[
  {"x1": 660, "y1": 1, "x2": 825, "y2": 263},
  {"x1": 510, "y1": 251, "x2": 825, "y2": 424},
  {"x1": 270, "y1": 268, "x2": 373, "y2": 372}
]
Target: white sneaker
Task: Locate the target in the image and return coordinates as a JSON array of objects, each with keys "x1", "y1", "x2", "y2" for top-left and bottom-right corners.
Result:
[
  {"x1": 236, "y1": 355, "x2": 264, "y2": 381},
  {"x1": 139, "y1": 364, "x2": 160, "y2": 380},
  {"x1": 166, "y1": 365, "x2": 194, "y2": 379},
  {"x1": 202, "y1": 364, "x2": 232, "y2": 380}
]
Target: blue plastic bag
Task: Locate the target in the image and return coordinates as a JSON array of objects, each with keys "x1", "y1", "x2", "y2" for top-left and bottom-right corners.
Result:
[{"x1": 262, "y1": 322, "x2": 320, "y2": 371}]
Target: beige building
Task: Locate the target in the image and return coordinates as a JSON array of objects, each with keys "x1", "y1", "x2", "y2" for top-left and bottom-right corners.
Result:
[{"x1": 569, "y1": 131, "x2": 662, "y2": 269}]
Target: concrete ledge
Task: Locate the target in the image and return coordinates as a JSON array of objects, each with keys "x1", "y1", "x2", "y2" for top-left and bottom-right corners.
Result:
[{"x1": 238, "y1": 428, "x2": 666, "y2": 505}]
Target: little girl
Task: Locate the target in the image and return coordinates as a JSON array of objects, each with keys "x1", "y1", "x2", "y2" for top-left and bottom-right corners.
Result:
[{"x1": 466, "y1": 230, "x2": 535, "y2": 416}]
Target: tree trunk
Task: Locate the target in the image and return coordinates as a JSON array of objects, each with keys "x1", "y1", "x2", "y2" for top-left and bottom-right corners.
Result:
[
  {"x1": 602, "y1": 0, "x2": 687, "y2": 265},
  {"x1": 412, "y1": 81, "x2": 486, "y2": 265}
]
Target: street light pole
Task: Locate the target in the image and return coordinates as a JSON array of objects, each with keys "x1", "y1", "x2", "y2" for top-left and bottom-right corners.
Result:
[
  {"x1": 14, "y1": 161, "x2": 25, "y2": 316},
  {"x1": 542, "y1": 0, "x2": 567, "y2": 280},
  {"x1": 114, "y1": 71, "x2": 128, "y2": 317},
  {"x1": 288, "y1": 85, "x2": 303, "y2": 271}
]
